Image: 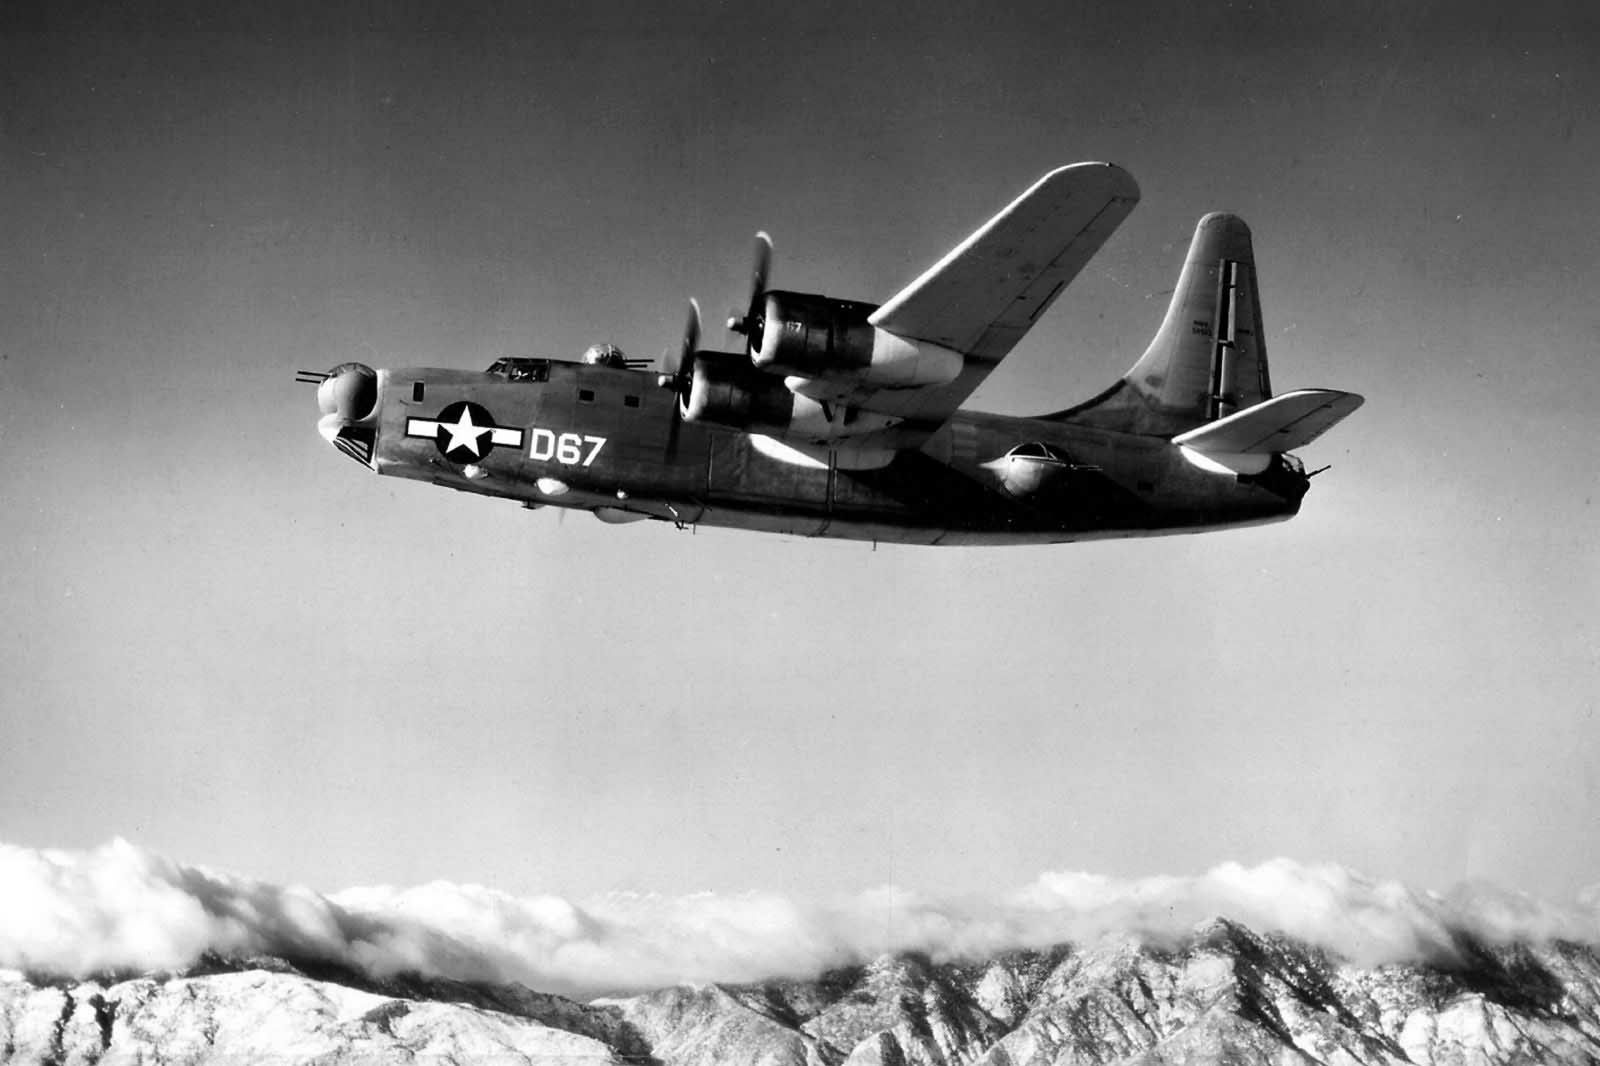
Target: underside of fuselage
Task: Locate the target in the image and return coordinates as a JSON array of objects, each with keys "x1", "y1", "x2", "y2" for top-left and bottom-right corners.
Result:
[{"x1": 358, "y1": 360, "x2": 1305, "y2": 546}]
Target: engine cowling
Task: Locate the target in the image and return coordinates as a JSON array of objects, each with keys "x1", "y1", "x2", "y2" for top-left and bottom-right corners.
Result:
[
  {"x1": 749, "y1": 291, "x2": 963, "y2": 388},
  {"x1": 750, "y1": 292, "x2": 877, "y2": 376},
  {"x1": 681, "y1": 351, "x2": 796, "y2": 429},
  {"x1": 681, "y1": 350, "x2": 901, "y2": 444}
]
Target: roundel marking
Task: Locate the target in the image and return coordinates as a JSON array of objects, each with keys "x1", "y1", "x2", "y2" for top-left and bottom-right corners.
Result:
[{"x1": 404, "y1": 401, "x2": 526, "y2": 463}]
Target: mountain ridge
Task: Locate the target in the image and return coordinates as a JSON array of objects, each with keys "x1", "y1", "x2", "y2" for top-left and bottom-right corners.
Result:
[{"x1": 5, "y1": 919, "x2": 1599, "y2": 1064}]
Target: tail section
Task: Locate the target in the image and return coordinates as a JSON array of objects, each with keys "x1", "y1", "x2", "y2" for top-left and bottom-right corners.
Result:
[{"x1": 1059, "y1": 213, "x2": 1274, "y2": 436}]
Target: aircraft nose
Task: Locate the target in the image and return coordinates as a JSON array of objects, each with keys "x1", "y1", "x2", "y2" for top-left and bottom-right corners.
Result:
[
  {"x1": 316, "y1": 362, "x2": 377, "y2": 425},
  {"x1": 300, "y1": 362, "x2": 378, "y2": 464}
]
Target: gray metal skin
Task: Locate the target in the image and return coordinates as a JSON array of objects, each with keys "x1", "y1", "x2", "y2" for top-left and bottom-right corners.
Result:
[{"x1": 361, "y1": 360, "x2": 1307, "y2": 547}]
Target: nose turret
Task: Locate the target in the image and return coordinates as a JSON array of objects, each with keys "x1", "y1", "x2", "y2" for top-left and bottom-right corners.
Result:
[{"x1": 300, "y1": 362, "x2": 378, "y2": 465}]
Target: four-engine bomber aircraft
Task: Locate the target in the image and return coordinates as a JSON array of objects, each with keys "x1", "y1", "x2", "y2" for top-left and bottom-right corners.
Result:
[{"x1": 303, "y1": 163, "x2": 1363, "y2": 545}]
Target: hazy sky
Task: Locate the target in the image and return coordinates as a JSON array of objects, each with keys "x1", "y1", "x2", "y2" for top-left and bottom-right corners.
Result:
[{"x1": 2, "y1": 0, "x2": 1596, "y2": 909}]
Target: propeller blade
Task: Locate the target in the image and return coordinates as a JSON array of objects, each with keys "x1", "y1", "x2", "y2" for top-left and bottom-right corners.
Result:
[
  {"x1": 664, "y1": 299, "x2": 705, "y2": 461},
  {"x1": 749, "y1": 230, "x2": 772, "y2": 308},
  {"x1": 681, "y1": 297, "x2": 701, "y2": 371},
  {"x1": 663, "y1": 298, "x2": 701, "y2": 377},
  {"x1": 728, "y1": 231, "x2": 773, "y2": 340}
]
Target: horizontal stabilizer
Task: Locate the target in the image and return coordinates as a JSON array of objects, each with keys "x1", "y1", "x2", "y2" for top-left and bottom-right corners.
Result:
[{"x1": 1172, "y1": 389, "x2": 1364, "y2": 472}]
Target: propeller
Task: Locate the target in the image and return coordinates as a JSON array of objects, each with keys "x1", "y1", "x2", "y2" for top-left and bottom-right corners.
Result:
[
  {"x1": 726, "y1": 231, "x2": 773, "y2": 349},
  {"x1": 662, "y1": 298, "x2": 702, "y2": 393},
  {"x1": 661, "y1": 300, "x2": 702, "y2": 459},
  {"x1": 661, "y1": 231, "x2": 771, "y2": 451}
]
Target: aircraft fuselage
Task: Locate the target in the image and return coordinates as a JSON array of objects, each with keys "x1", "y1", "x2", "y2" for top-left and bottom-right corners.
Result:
[{"x1": 366, "y1": 358, "x2": 1305, "y2": 546}]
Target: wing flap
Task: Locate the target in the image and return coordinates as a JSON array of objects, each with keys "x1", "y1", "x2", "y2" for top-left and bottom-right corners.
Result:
[{"x1": 1172, "y1": 389, "x2": 1365, "y2": 455}]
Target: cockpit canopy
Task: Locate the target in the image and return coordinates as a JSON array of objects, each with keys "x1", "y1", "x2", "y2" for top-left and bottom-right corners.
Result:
[
  {"x1": 485, "y1": 357, "x2": 551, "y2": 381},
  {"x1": 485, "y1": 345, "x2": 637, "y2": 379}
]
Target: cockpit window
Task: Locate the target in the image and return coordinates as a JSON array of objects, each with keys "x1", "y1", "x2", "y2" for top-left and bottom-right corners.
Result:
[{"x1": 487, "y1": 358, "x2": 551, "y2": 382}]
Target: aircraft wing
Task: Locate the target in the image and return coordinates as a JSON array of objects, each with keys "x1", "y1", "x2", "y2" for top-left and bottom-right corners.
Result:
[{"x1": 858, "y1": 163, "x2": 1140, "y2": 437}]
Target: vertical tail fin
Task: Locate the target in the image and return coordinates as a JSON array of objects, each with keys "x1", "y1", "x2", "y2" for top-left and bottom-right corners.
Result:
[{"x1": 1062, "y1": 213, "x2": 1272, "y2": 436}]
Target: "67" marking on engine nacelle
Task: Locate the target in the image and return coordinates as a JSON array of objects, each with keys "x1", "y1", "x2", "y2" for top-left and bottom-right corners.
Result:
[{"x1": 527, "y1": 429, "x2": 607, "y2": 466}]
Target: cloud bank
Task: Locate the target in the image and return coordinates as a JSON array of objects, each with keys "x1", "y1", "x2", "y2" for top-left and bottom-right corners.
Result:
[{"x1": 3, "y1": 840, "x2": 1597, "y2": 998}]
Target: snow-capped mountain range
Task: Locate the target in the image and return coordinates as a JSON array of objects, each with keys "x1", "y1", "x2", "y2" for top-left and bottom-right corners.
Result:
[{"x1": 5, "y1": 919, "x2": 1599, "y2": 1065}]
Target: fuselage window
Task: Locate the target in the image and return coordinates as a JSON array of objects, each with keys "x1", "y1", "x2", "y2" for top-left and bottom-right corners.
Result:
[
  {"x1": 411, "y1": 381, "x2": 425, "y2": 403},
  {"x1": 578, "y1": 389, "x2": 595, "y2": 403},
  {"x1": 623, "y1": 395, "x2": 640, "y2": 408}
]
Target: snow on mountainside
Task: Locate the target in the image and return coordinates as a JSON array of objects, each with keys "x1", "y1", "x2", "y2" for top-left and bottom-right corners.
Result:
[{"x1": 4, "y1": 922, "x2": 1600, "y2": 1065}]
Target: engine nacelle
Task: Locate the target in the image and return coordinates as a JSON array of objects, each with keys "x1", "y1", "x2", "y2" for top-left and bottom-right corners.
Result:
[
  {"x1": 682, "y1": 351, "x2": 796, "y2": 430},
  {"x1": 750, "y1": 291, "x2": 963, "y2": 388},
  {"x1": 750, "y1": 292, "x2": 876, "y2": 376},
  {"x1": 682, "y1": 351, "x2": 900, "y2": 444}
]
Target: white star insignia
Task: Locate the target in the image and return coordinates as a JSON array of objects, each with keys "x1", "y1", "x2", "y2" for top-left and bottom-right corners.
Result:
[{"x1": 441, "y1": 406, "x2": 488, "y2": 457}]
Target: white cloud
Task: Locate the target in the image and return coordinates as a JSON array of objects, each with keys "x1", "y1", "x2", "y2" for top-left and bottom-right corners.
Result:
[{"x1": 2, "y1": 840, "x2": 1597, "y2": 998}]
